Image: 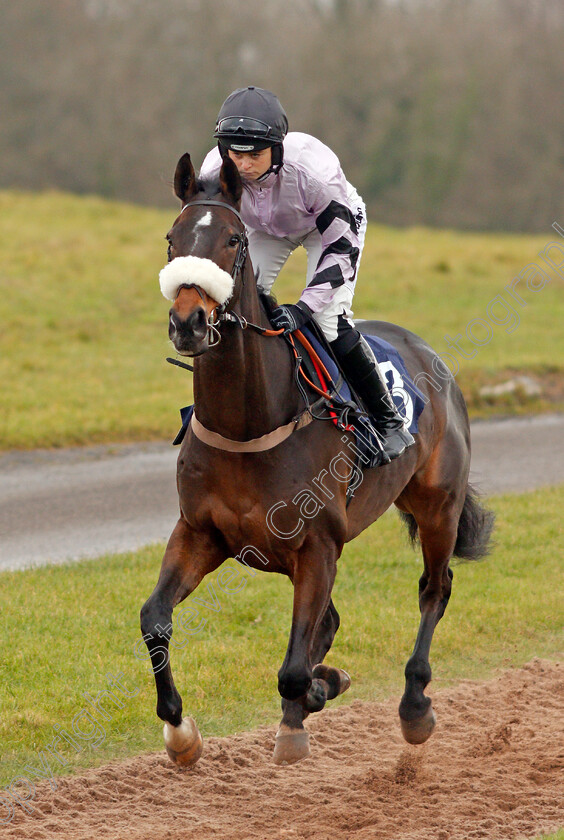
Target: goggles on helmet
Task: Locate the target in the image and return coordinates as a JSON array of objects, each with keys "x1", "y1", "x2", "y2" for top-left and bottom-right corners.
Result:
[{"x1": 215, "y1": 116, "x2": 276, "y2": 140}]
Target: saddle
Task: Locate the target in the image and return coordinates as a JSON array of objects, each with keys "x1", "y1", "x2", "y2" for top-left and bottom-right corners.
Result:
[{"x1": 290, "y1": 322, "x2": 425, "y2": 470}]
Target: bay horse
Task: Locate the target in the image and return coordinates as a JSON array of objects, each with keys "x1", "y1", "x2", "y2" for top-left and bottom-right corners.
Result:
[{"x1": 140, "y1": 153, "x2": 494, "y2": 767}]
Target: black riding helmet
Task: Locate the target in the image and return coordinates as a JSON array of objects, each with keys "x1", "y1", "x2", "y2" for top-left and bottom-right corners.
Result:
[{"x1": 214, "y1": 86, "x2": 289, "y2": 174}]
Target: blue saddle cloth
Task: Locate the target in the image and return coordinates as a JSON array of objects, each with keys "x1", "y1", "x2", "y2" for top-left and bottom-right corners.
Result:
[{"x1": 299, "y1": 326, "x2": 425, "y2": 431}]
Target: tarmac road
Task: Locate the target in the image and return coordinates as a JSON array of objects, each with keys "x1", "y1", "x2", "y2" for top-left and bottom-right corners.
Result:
[{"x1": 0, "y1": 414, "x2": 563, "y2": 572}]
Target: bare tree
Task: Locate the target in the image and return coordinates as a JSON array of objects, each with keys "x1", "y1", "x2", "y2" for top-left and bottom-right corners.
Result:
[{"x1": 1, "y1": 0, "x2": 563, "y2": 230}]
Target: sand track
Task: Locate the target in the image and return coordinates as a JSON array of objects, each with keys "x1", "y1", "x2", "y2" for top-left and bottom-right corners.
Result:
[{"x1": 4, "y1": 658, "x2": 562, "y2": 840}]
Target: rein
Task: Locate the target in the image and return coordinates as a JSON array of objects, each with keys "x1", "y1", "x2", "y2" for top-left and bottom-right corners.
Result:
[
  {"x1": 169, "y1": 324, "x2": 340, "y2": 452},
  {"x1": 168, "y1": 198, "x2": 339, "y2": 451}
]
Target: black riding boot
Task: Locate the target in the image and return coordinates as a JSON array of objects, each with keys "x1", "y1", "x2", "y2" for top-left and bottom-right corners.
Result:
[{"x1": 335, "y1": 335, "x2": 415, "y2": 463}]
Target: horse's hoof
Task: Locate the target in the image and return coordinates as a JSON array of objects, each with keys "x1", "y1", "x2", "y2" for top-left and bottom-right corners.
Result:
[
  {"x1": 273, "y1": 725, "x2": 310, "y2": 766},
  {"x1": 335, "y1": 668, "x2": 351, "y2": 695},
  {"x1": 163, "y1": 716, "x2": 203, "y2": 767},
  {"x1": 399, "y1": 704, "x2": 436, "y2": 745},
  {"x1": 312, "y1": 664, "x2": 351, "y2": 699}
]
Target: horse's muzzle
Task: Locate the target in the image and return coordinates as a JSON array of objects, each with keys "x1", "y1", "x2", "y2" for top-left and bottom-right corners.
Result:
[{"x1": 169, "y1": 306, "x2": 208, "y2": 355}]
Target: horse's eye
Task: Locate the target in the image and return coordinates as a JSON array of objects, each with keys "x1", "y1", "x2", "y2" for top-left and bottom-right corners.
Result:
[{"x1": 228, "y1": 235, "x2": 240, "y2": 247}]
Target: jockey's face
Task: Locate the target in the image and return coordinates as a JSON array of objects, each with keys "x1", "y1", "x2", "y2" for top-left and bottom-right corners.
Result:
[{"x1": 227, "y1": 147, "x2": 272, "y2": 181}]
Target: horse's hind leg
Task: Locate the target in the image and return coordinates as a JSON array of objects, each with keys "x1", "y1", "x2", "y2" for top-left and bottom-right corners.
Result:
[
  {"x1": 398, "y1": 503, "x2": 458, "y2": 744},
  {"x1": 140, "y1": 517, "x2": 225, "y2": 766}
]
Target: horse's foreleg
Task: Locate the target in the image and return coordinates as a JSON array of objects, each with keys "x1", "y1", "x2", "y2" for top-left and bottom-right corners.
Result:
[
  {"x1": 274, "y1": 553, "x2": 345, "y2": 764},
  {"x1": 279, "y1": 599, "x2": 339, "y2": 720},
  {"x1": 275, "y1": 598, "x2": 351, "y2": 764},
  {"x1": 140, "y1": 517, "x2": 225, "y2": 766},
  {"x1": 277, "y1": 554, "x2": 336, "y2": 701},
  {"x1": 299, "y1": 600, "x2": 350, "y2": 715},
  {"x1": 399, "y1": 518, "x2": 455, "y2": 745}
]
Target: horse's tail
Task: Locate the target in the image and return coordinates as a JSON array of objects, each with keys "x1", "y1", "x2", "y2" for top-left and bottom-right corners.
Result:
[
  {"x1": 399, "y1": 484, "x2": 495, "y2": 561},
  {"x1": 453, "y1": 485, "x2": 496, "y2": 560}
]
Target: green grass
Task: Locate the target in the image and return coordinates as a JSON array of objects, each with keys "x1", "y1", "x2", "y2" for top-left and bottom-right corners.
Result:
[
  {"x1": 0, "y1": 485, "x2": 562, "y2": 786},
  {"x1": 1, "y1": 189, "x2": 563, "y2": 450}
]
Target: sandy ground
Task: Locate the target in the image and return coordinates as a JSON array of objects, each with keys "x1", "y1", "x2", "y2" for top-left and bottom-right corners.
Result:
[
  {"x1": 1, "y1": 659, "x2": 562, "y2": 840},
  {"x1": 1, "y1": 414, "x2": 564, "y2": 571}
]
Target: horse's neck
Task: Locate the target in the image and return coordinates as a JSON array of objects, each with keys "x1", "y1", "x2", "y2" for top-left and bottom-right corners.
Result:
[{"x1": 193, "y1": 275, "x2": 299, "y2": 440}]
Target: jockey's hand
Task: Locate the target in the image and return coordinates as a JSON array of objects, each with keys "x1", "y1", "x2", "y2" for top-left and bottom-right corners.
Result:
[{"x1": 270, "y1": 301, "x2": 313, "y2": 334}]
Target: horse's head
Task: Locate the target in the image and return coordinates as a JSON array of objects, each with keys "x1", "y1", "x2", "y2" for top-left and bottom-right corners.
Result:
[{"x1": 159, "y1": 153, "x2": 246, "y2": 357}]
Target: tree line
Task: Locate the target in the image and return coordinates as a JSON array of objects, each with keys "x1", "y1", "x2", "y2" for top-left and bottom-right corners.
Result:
[{"x1": 1, "y1": 0, "x2": 563, "y2": 231}]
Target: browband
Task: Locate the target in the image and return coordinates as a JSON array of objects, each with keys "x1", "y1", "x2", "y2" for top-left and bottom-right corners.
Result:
[{"x1": 181, "y1": 200, "x2": 244, "y2": 225}]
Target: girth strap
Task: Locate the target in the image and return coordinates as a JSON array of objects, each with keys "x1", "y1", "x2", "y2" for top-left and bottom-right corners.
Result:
[{"x1": 190, "y1": 409, "x2": 313, "y2": 452}]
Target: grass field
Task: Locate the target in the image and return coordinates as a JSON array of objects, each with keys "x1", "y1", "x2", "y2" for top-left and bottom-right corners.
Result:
[
  {"x1": 0, "y1": 484, "x2": 562, "y2": 788},
  {"x1": 1, "y1": 189, "x2": 563, "y2": 450}
]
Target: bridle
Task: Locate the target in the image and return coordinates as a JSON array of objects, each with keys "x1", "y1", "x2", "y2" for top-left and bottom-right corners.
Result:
[
  {"x1": 171, "y1": 198, "x2": 279, "y2": 359},
  {"x1": 180, "y1": 200, "x2": 249, "y2": 295},
  {"x1": 171, "y1": 199, "x2": 250, "y2": 354},
  {"x1": 178, "y1": 198, "x2": 248, "y2": 314}
]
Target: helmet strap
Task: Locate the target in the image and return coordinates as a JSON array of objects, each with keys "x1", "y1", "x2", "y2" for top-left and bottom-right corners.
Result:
[{"x1": 269, "y1": 143, "x2": 284, "y2": 174}]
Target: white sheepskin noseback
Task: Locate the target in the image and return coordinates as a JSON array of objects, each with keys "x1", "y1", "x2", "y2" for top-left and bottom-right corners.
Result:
[{"x1": 159, "y1": 256, "x2": 234, "y2": 304}]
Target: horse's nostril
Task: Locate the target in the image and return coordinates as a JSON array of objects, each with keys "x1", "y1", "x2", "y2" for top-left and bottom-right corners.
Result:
[{"x1": 188, "y1": 307, "x2": 207, "y2": 337}]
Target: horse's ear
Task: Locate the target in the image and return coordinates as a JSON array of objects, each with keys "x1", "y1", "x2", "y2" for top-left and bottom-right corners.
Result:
[
  {"x1": 219, "y1": 156, "x2": 243, "y2": 206},
  {"x1": 174, "y1": 153, "x2": 198, "y2": 203}
]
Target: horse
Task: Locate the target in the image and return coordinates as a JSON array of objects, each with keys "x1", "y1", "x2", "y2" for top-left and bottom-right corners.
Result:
[{"x1": 140, "y1": 152, "x2": 495, "y2": 767}]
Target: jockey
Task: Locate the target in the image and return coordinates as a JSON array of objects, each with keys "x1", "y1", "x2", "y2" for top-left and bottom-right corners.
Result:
[{"x1": 200, "y1": 86, "x2": 414, "y2": 462}]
